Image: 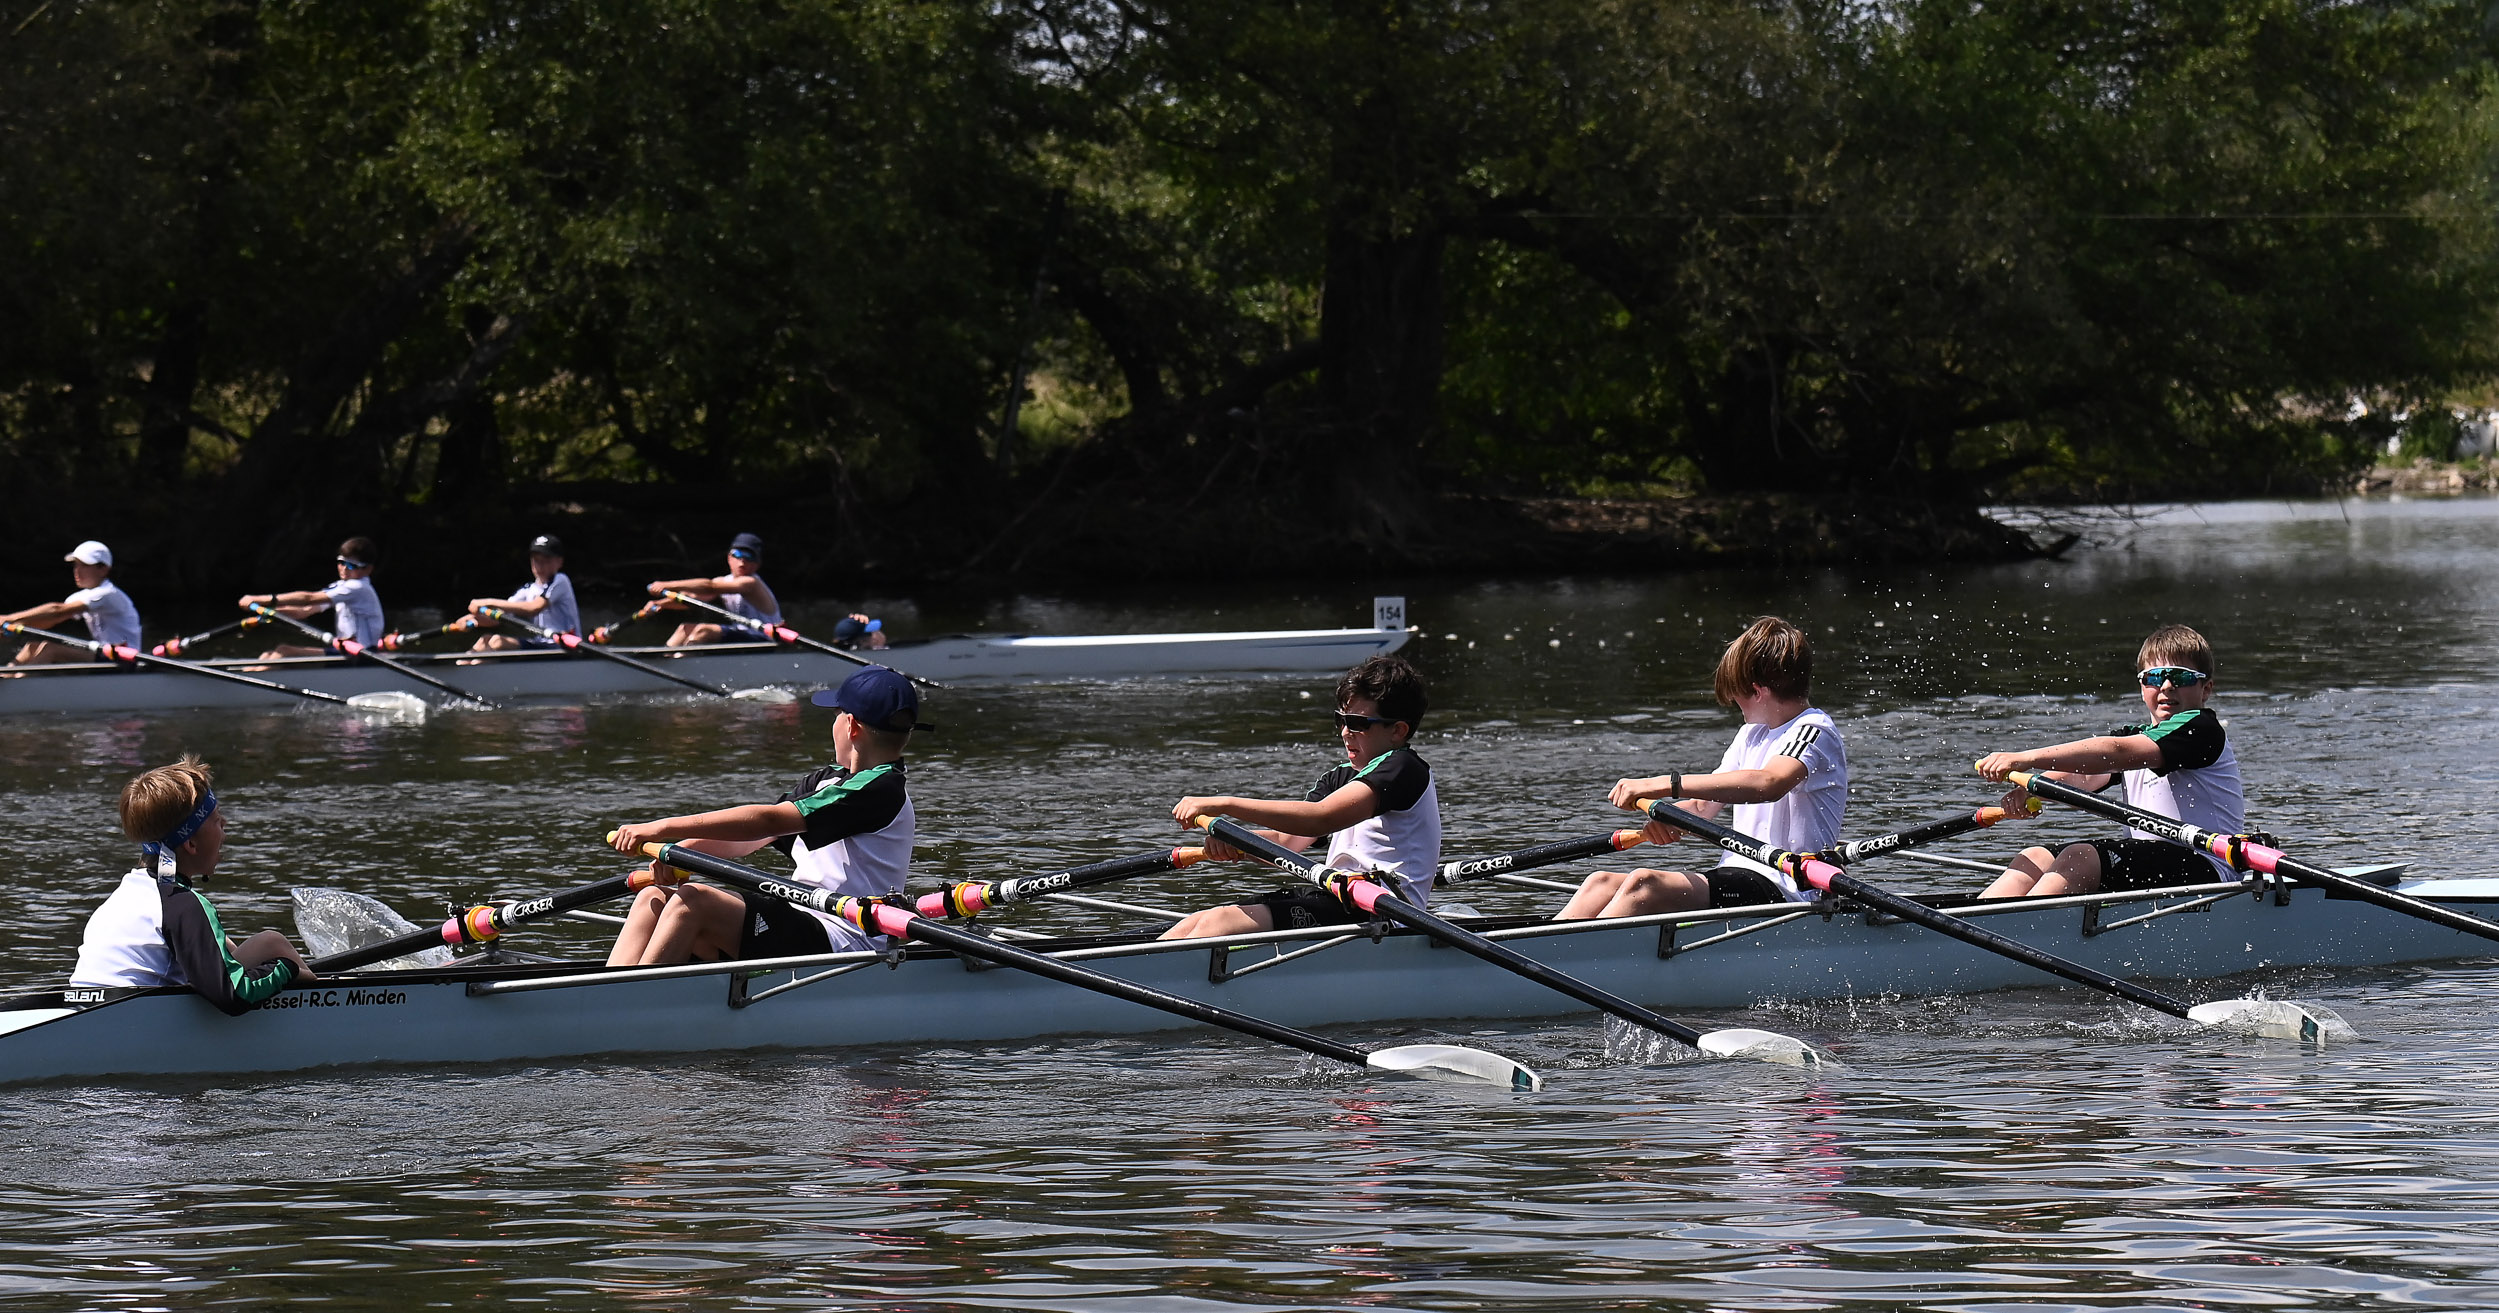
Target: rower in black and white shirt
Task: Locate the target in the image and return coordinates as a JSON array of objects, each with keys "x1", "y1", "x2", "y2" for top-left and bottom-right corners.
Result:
[{"x1": 1162, "y1": 655, "x2": 1442, "y2": 939}]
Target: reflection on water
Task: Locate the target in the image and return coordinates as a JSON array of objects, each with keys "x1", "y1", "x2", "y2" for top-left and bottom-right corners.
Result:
[{"x1": 2, "y1": 498, "x2": 2499, "y2": 1309}]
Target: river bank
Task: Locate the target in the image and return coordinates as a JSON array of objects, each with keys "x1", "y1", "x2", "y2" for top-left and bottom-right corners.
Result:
[{"x1": 2354, "y1": 458, "x2": 2499, "y2": 494}]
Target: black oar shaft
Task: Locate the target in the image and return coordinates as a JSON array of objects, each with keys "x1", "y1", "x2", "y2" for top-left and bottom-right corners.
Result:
[
  {"x1": 1437, "y1": 829, "x2": 1646, "y2": 886},
  {"x1": 483, "y1": 606, "x2": 731, "y2": 697},
  {"x1": 2004, "y1": 770, "x2": 2499, "y2": 945},
  {"x1": 153, "y1": 615, "x2": 260, "y2": 657},
  {"x1": 310, "y1": 872, "x2": 638, "y2": 973},
  {"x1": 3, "y1": 621, "x2": 351, "y2": 704},
  {"x1": 1636, "y1": 801, "x2": 2193, "y2": 1018},
  {"x1": 248, "y1": 604, "x2": 495, "y2": 707},
  {"x1": 640, "y1": 842, "x2": 1368, "y2": 1066},
  {"x1": 1204, "y1": 817, "x2": 1710, "y2": 1047},
  {"x1": 661, "y1": 590, "x2": 944, "y2": 689},
  {"x1": 917, "y1": 848, "x2": 1202, "y2": 918},
  {"x1": 1824, "y1": 805, "x2": 2024, "y2": 865}
]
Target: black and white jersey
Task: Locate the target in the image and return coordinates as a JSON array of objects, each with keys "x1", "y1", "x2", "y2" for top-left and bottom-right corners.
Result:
[
  {"x1": 2117, "y1": 708, "x2": 2243, "y2": 876},
  {"x1": 71, "y1": 869, "x2": 295, "y2": 1014},
  {"x1": 1303, "y1": 747, "x2": 1441, "y2": 906}
]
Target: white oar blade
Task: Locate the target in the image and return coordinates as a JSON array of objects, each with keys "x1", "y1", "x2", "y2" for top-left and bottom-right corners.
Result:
[
  {"x1": 1364, "y1": 1043, "x2": 1543, "y2": 1091},
  {"x1": 346, "y1": 691, "x2": 429, "y2": 724},
  {"x1": 2186, "y1": 998, "x2": 2355, "y2": 1043},
  {"x1": 731, "y1": 687, "x2": 797, "y2": 703},
  {"x1": 290, "y1": 887, "x2": 455, "y2": 969},
  {"x1": 1697, "y1": 1027, "x2": 1841, "y2": 1069}
]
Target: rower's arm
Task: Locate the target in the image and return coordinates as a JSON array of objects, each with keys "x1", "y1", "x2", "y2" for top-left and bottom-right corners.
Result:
[
  {"x1": 1177, "y1": 781, "x2": 1380, "y2": 839},
  {"x1": 1977, "y1": 735, "x2": 2159, "y2": 781},
  {"x1": 472, "y1": 595, "x2": 547, "y2": 616},
  {"x1": 0, "y1": 600, "x2": 80, "y2": 626},
  {"x1": 613, "y1": 803, "x2": 805, "y2": 851},
  {"x1": 647, "y1": 576, "x2": 719, "y2": 598}
]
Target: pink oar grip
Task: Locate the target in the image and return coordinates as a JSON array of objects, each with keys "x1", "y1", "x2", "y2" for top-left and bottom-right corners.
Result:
[
  {"x1": 1799, "y1": 857, "x2": 1845, "y2": 894},
  {"x1": 868, "y1": 903, "x2": 916, "y2": 937},
  {"x1": 2238, "y1": 840, "x2": 2283, "y2": 874},
  {"x1": 1343, "y1": 878, "x2": 1385, "y2": 914}
]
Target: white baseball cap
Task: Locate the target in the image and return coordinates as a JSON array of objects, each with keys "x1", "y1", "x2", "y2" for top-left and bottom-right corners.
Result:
[{"x1": 64, "y1": 541, "x2": 112, "y2": 566}]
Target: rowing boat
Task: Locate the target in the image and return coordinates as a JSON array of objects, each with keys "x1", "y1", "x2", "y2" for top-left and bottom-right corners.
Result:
[
  {"x1": 1, "y1": 866, "x2": 2481, "y2": 1084},
  {"x1": 0, "y1": 599, "x2": 1414, "y2": 713}
]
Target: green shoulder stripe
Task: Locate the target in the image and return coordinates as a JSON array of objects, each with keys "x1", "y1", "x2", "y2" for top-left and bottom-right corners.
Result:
[
  {"x1": 792, "y1": 762, "x2": 896, "y2": 818},
  {"x1": 1352, "y1": 749, "x2": 1397, "y2": 779},
  {"x1": 2140, "y1": 709, "x2": 2202, "y2": 742}
]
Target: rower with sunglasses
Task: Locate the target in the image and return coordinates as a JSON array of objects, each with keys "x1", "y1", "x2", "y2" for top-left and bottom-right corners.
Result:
[
  {"x1": 1974, "y1": 623, "x2": 2244, "y2": 898},
  {"x1": 236, "y1": 536, "x2": 386, "y2": 660},
  {"x1": 1161, "y1": 654, "x2": 1441, "y2": 939}
]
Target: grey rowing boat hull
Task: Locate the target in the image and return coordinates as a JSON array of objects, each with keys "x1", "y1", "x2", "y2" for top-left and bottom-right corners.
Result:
[
  {"x1": 3, "y1": 878, "x2": 2491, "y2": 1084},
  {"x1": 0, "y1": 626, "x2": 1411, "y2": 713}
]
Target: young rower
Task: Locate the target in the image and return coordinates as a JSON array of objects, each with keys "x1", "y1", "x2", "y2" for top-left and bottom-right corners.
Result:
[
  {"x1": 71, "y1": 755, "x2": 316, "y2": 1011},
  {"x1": 2, "y1": 540, "x2": 141, "y2": 666},
  {"x1": 645, "y1": 532, "x2": 885, "y2": 648},
  {"x1": 1559, "y1": 616, "x2": 1848, "y2": 918},
  {"x1": 462, "y1": 534, "x2": 580, "y2": 650},
  {"x1": 1161, "y1": 654, "x2": 1441, "y2": 939},
  {"x1": 1975, "y1": 624, "x2": 2242, "y2": 898},
  {"x1": 604, "y1": 665, "x2": 926, "y2": 965},
  {"x1": 238, "y1": 536, "x2": 385, "y2": 659}
]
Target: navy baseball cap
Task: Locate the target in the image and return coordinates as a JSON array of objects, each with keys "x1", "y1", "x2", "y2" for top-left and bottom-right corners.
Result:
[
  {"x1": 810, "y1": 666, "x2": 932, "y2": 731},
  {"x1": 729, "y1": 532, "x2": 764, "y2": 559},
  {"x1": 528, "y1": 534, "x2": 563, "y2": 556}
]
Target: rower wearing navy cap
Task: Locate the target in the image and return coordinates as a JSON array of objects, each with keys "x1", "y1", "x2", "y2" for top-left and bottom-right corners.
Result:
[
  {"x1": 646, "y1": 531, "x2": 785, "y2": 647},
  {"x1": 604, "y1": 666, "x2": 927, "y2": 966},
  {"x1": 461, "y1": 534, "x2": 580, "y2": 650},
  {"x1": 71, "y1": 755, "x2": 315, "y2": 1011}
]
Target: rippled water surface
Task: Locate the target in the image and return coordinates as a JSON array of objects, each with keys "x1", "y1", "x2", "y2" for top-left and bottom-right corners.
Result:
[{"x1": 5, "y1": 498, "x2": 2499, "y2": 1310}]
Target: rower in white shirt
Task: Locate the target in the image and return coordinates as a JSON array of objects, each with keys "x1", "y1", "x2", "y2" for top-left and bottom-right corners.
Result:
[
  {"x1": 463, "y1": 534, "x2": 580, "y2": 650},
  {"x1": 238, "y1": 535, "x2": 386, "y2": 659},
  {"x1": 1, "y1": 540, "x2": 143, "y2": 666}
]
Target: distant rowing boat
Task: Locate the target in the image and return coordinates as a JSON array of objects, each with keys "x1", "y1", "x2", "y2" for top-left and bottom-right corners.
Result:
[
  {"x1": 0, "y1": 599, "x2": 1414, "y2": 713},
  {"x1": 0, "y1": 867, "x2": 2478, "y2": 1084}
]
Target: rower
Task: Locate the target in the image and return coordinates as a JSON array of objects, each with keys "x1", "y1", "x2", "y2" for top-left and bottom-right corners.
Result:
[
  {"x1": 1975, "y1": 624, "x2": 2243, "y2": 898},
  {"x1": 462, "y1": 534, "x2": 579, "y2": 651},
  {"x1": 645, "y1": 532, "x2": 885, "y2": 649},
  {"x1": 1162, "y1": 655, "x2": 1441, "y2": 939},
  {"x1": 1, "y1": 540, "x2": 141, "y2": 667},
  {"x1": 71, "y1": 755, "x2": 316, "y2": 1012},
  {"x1": 1558, "y1": 616, "x2": 1849, "y2": 919},
  {"x1": 237, "y1": 536, "x2": 385, "y2": 659},
  {"x1": 603, "y1": 665, "x2": 927, "y2": 966}
]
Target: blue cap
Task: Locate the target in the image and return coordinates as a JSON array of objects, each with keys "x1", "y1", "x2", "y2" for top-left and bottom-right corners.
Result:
[
  {"x1": 810, "y1": 665, "x2": 931, "y2": 732},
  {"x1": 729, "y1": 532, "x2": 764, "y2": 559}
]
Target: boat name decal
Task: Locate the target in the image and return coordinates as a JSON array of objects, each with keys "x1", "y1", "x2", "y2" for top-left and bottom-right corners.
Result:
[{"x1": 263, "y1": 988, "x2": 410, "y2": 1010}]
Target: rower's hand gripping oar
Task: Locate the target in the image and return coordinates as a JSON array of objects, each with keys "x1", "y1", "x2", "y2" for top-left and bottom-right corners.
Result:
[
  {"x1": 1634, "y1": 799, "x2": 2346, "y2": 1042},
  {"x1": 659, "y1": 590, "x2": 947, "y2": 690},
  {"x1": 1, "y1": 620, "x2": 424, "y2": 718},
  {"x1": 616, "y1": 836, "x2": 1540, "y2": 1090},
  {"x1": 1996, "y1": 767, "x2": 2499, "y2": 947},
  {"x1": 307, "y1": 870, "x2": 653, "y2": 973},
  {"x1": 1195, "y1": 816, "x2": 1833, "y2": 1067},
  {"x1": 244, "y1": 602, "x2": 497, "y2": 708},
  {"x1": 917, "y1": 847, "x2": 1210, "y2": 919},
  {"x1": 479, "y1": 605, "x2": 739, "y2": 698}
]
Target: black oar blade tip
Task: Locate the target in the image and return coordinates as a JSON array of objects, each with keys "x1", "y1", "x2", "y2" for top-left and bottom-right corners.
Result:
[
  {"x1": 1365, "y1": 1043, "x2": 1543, "y2": 1091},
  {"x1": 2186, "y1": 999, "x2": 2355, "y2": 1043},
  {"x1": 1697, "y1": 1028, "x2": 1840, "y2": 1069}
]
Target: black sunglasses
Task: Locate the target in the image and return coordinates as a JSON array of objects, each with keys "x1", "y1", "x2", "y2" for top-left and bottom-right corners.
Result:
[{"x1": 1331, "y1": 712, "x2": 1401, "y2": 731}]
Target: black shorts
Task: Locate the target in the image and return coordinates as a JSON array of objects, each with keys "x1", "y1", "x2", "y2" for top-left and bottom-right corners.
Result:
[
  {"x1": 2085, "y1": 838, "x2": 2220, "y2": 891},
  {"x1": 738, "y1": 892, "x2": 834, "y2": 957},
  {"x1": 1249, "y1": 886, "x2": 1365, "y2": 930},
  {"x1": 1704, "y1": 867, "x2": 1789, "y2": 908}
]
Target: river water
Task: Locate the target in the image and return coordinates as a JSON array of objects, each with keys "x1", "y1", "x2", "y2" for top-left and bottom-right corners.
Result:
[{"x1": 4, "y1": 498, "x2": 2499, "y2": 1310}]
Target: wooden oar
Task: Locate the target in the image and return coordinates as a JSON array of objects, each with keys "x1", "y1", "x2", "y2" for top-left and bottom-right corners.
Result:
[
  {"x1": 310, "y1": 871, "x2": 646, "y2": 973},
  {"x1": 621, "y1": 838, "x2": 1540, "y2": 1089},
  {"x1": 478, "y1": 605, "x2": 734, "y2": 698},
  {"x1": 660, "y1": 590, "x2": 946, "y2": 690},
  {"x1": 1, "y1": 621, "x2": 422, "y2": 716},
  {"x1": 916, "y1": 847, "x2": 1211, "y2": 919},
  {"x1": 245, "y1": 603, "x2": 497, "y2": 708},
  {"x1": 1632, "y1": 799, "x2": 2345, "y2": 1041},
  {"x1": 1197, "y1": 817, "x2": 1830, "y2": 1066},
  {"x1": 150, "y1": 615, "x2": 264, "y2": 657},
  {"x1": 2000, "y1": 768, "x2": 2499, "y2": 946}
]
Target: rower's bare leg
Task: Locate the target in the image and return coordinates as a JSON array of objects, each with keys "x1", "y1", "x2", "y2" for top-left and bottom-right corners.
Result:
[
  {"x1": 2017, "y1": 842, "x2": 2104, "y2": 898},
  {"x1": 1557, "y1": 869, "x2": 1631, "y2": 919},
  {"x1": 254, "y1": 644, "x2": 330, "y2": 660},
  {"x1": 607, "y1": 886, "x2": 674, "y2": 966},
  {"x1": 664, "y1": 623, "x2": 724, "y2": 647},
  {"x1": 1978, "y1": 846, "x2": 2058, "y2": 898},
  {"x1": 468, "y1": 633, "x2": 525, "y2": 652},
  {"x1": 7, "y1": 639, "x2": 84, "y2": 666},
  {"x1": 1158, "y1": 902, "x2": 1278, "y2": 941},
  {"x1": 637, "y1": 882, "x2": 747, "y2": 964},
  {"x1": 1601, "y1": 868, "x2": 1711, "y2": 918}
]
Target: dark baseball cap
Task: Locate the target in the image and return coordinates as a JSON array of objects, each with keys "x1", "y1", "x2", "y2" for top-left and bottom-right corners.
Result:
[
  {"x1": 729, "y1": 532, "x2": 764, "y2": 559},
  {"x1": 528, "y1": 534, "x2": 564, "y2": 556},
  {"x1": 809, "y1": 665, "x2": 932, "y2": 732}
]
